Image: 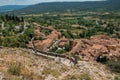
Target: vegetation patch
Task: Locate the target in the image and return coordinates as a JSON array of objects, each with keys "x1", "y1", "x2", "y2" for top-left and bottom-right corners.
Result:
[
  {"x1": 42, "y1": 67, "x2": 60, "y2": 78},
  {"x1": 114, "y1": 76, "x2": 120, "y2": 80},
  {"x1": 79, "y1": 74, "x2": 92, "y2": 80},
  {"x1": 8, "y1": 62, "x2": 22, "y2": 76},
  {"x1": 106, "y1": 60, "x2": 120, "y2": 73},
  {"x1": 62, "y1": 74, "x2": 80, "y2": 80},
  {"x1": 62, "y1": 74, "x2": 92, "y2": 80}
]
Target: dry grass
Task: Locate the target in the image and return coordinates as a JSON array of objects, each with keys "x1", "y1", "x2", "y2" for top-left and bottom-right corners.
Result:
[
  {"x1": 0, "y1": 48, "x2": 38, "y2": 79},
  {"x1": 0, "y1": 48, "x2": 118, "y2": 80},
  {"x1": 62, "y1": 73, "x2": 92, "y2": 80},
  {"x1": 79, "y1": 74, "x2": 92, "y2": 80},
  {"x1": 8, "y1": 61, "x2": 22, "y2": 76},
  {"x1": 62, "y1": 74, "x2": 80, "y2": 80},
  {"x1": 42, "y1": 67, "x2": 60, "y2": 78}
]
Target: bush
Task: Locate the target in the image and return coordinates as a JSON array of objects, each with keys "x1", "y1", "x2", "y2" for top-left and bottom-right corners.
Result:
[
  {"x1": 64, "y1": 44, "x2": 70, "y2": 51},
  {"x1": 49, "y1": 47, "x2": 58, "y2": 52},
  {"x1": 42, "y1": 67, "x2": 60, "y2": 78},
  {"x1": 106, "y1": 60, "x2": 120, "y2": 73},
  {"x1": 114, "y1": 76, "x2": 120, "y2": 80},
  {"x1": 8, "y1": 62, "x2": 22, "y2": 76},
  {"x1": 55, "y1": 49, "x2": 65, "y2": 54},
  {"x1": 79, "y1": 74, "x2": 91, "y2": 80}
]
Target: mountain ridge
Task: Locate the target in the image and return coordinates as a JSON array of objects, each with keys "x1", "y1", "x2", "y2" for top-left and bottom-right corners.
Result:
[
  {"x1": 8, "y1": 0, "x2": 120, "y2": 15},
  {"x1": 0, "y1": 5, "x2": 28, "y2": 12}
]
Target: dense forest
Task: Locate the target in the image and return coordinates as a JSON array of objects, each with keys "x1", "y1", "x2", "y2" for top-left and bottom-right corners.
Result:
[{"x1": 0, "y1": 15, "x2": 34, "y2": 47}]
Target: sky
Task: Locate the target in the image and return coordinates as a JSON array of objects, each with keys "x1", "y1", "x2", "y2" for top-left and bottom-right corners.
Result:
[{"x1": 0, "y1": 0, "x2": 103, "y2": 6}]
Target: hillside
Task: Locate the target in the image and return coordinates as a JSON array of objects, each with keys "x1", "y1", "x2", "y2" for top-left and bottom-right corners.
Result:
[
  {"x1": 0, "y1": 48, "x2": 119, "y2": 80},
  {"x1": 10, "y1": 0, "x2": 120, "y2": 15},
  {"x1": 0, "y1": 5, "x2": 27, "y2": 12}
]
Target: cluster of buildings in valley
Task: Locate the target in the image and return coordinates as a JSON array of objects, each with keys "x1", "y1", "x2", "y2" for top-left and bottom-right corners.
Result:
[{"x1": 28, "y1": 23, "x2": 120, "y2": 61}]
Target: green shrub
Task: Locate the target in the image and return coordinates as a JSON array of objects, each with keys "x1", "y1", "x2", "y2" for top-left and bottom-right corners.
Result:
[
  {"x1": 49, "y1": 47, "x2": 58, "y2": 52},
  {"x1": 8, "y1": 62, "x2": 22, "y2": 76},
  {"x1": 55, "y1": 49, "x2": 65, "y2": 54},
  {"x1": 106, "y1": 60, "x2": 120, "y2": 73},
  {"x1": 79, "y1": 74, "x2": 91, "y2": 80},
  {"x1": 64, "y1": 44, "x2": 70, "y2": 51},
  {"x1": 114, "y1": 76, "x2": 120, "y2": 80}
]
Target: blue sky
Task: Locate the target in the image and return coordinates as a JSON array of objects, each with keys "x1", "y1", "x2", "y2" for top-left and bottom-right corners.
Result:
[{"x1": 0, "y1": 0, "x2": 103, "y2": 6}]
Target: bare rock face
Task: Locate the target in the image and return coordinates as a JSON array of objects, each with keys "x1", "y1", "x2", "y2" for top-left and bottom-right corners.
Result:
[
  {"x1": 0, "y1": 72, "x2": 3, "y2": 80},
  {"x1": 69, "y1": 35, "x2": 120, "y2": 61}
]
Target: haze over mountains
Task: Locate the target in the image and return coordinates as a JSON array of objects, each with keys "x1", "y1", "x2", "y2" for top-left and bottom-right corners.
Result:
[
  {"x1": 0, "y1": 5, "x2": 27, "y2": 12},
  {"x1": 0, "y1": 0, "x2": 120, "y2": 14}
]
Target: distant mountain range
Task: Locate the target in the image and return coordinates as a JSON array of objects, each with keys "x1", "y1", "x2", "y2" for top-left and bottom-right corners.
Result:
[
  {"x1": 0, "y1": 5, "x2": 27, "y2": 12},
  {"x1": 2, "y1": 0, "x2": 120, "y2": 15}
]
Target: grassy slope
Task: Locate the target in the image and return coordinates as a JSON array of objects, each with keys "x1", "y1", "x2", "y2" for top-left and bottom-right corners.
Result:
[{"x1": 0, "y1": 48, "x2": 119, "y2": 80}]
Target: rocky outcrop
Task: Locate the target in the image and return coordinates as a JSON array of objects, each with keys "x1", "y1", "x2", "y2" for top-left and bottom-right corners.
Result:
[{"x1": 0, "y1": 72, "x2": 3, "y2": 80}]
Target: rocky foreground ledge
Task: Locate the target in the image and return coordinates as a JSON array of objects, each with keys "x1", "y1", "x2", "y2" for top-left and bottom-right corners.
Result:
[{"x1": 0, "y1": 48, "x2": 119, "y2": 80}]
